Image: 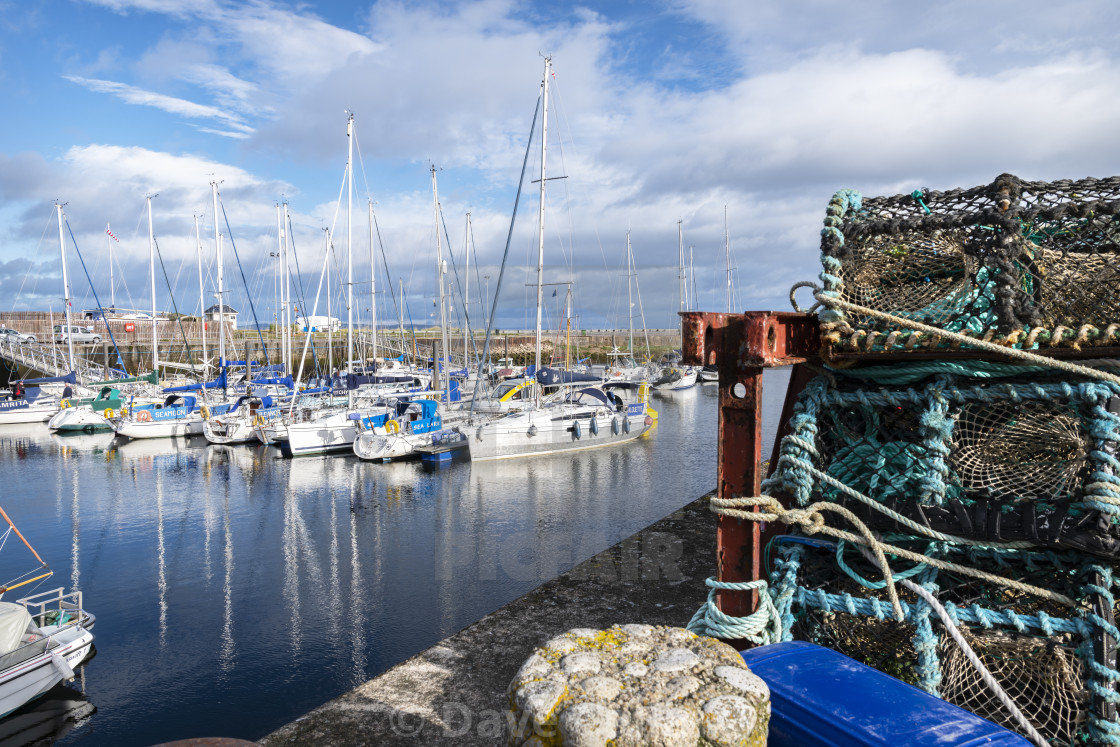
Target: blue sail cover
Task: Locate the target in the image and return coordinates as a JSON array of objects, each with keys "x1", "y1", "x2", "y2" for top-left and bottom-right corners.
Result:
[
  {"x1": 537, "y1": 367, "x2": 601, "y2": 386},
  {"x1": 21, "y1": 372, "x2": 77, "y2": 386},
  {"x1": 163, "y1": 370, "x2": 227, "y2": 393},
  {"x1": 248, "y1": 375, "x2": 294, "y2": 389}
]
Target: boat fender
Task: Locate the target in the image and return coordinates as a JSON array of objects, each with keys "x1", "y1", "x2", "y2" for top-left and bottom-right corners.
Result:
[
  {"x1": 103, "y1": 408, "x2": 115, "y2": 419},
  {"x1": 623, "y1": 417, "x2": 631, "y2": 434},
  {"x1": 200, "y1": 404, "x2": 211, "y2": 420},
  {"x1": 527, "y1": 424, "x2": 537, "y2": 437},
  {"x1": 51, "y1": 651, "x2": 74, "y2": 681},
  {"x1": 611, "y1": 416, "x2": 620, "y2": 435},
  {"x1": 137, "y1": 410, "x2": 152, "y2": 423},
  {"x1": 645, "y1": 415, "x2": 653, "y2": 426},
  {"x1": 476, "y1": 426, "x2": 484, "y2": 441},
  {"x1": 572, "y1": 420, "x2": 582, "y2": 439},
  {"x1": 590, "y1": 417, "x2": 598, "y2": 436}
]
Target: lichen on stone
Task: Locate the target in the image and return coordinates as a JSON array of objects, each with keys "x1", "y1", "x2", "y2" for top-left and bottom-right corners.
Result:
[{"x1": 507, "y1": 625, "x2": 770, "y2": 746}]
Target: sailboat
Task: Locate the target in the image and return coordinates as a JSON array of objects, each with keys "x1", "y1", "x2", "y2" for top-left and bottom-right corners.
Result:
[
  {"x1": 48, "y1": 371, "x2": 160, "y2": 432},
  {"x1": 282, "y1": 113, "x2": 396, "y2": 457},
  {"x1": 0, "y1": 375, "x2": 74, "y2": 425},
  {"x1": 651, "y1": 222, "x2": 698, "y2": 391},
  {"x1": 0, "y1": 506, "x2": 95, "y2": 719},
  {"x1": 468, "y1": 57, "x2": 655, "y2": 462},
  {"x1": 110, "y1": 196, "x2": 222, "y2": 439},
  {"x1": 352, "y1": 167, "x2": 462, "y2": 461}
]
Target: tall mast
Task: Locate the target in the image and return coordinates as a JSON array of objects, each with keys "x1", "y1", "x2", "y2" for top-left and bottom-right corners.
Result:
[
  {"x1": 326, "y1": 229, "x2": 333, "y2": 376},
  {"x1": 107, "y1": 223, "x2": 115, "y2": 309},
  {"x1": 369, "y1": 200, "x2": 377, "y2": 366},
  {"x1": 431, "y1": 165, "x2": 450, "y2": 398},
  {"x1": 275, "y1": 202, "x2": 283, "y2": 361},
  {"x1": 678, "y1": 220, "x2": 685, "y2": 314},
  {"x1": 626, "y1": 230, "x2": 634, "y2": 357},
  {"x1": 282, "y1": 203, "x2": 292, "y2": 375},
  {"x1": 399, "y1": 280, "x2": 406, "y2": 362},
  {"x1": 212, "y1": 180, "x2": 225, "y2": 370},
  {"x1": 463, "y1": 211, "x2": 471, "y2": 371},
  {"x1": 678, "y1": 219, "x2": 686, "y2": 348},
  {"x1": 147, "y1": 194, "x2": 158, "y2": 376},
  {"x1": 689, "y1": 246, "x2": 696, "y2": 312},
  {"x1": 724, "y1": 205, "x2": 731, "y2": 314},
  {"x1": 194, "y1": 214, "x2": 208, "y2": 376},
  {"x1": 534, "y1": 56, "x2": 552, "y2": 374},
  {"x1": 346, "y1": 112, "x2": 354, "y2": 391},
  {"x1": 56, "y1": 204, "x2": 75, "y2": 373}
]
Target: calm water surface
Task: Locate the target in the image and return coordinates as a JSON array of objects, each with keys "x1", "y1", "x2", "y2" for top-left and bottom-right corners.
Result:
[{"x1": 0, "y1": 369, "x2": 790, "y2": 746}]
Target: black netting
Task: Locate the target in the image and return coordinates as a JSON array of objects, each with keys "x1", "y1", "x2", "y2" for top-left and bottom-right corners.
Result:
[{"x1": 821, "y1": 174, "x2": 1120, "y2": 349}]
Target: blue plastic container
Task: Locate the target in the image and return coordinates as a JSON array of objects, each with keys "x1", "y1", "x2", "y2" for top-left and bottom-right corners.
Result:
[{"x1": 740, "y1": 641, "x2": 1032, "y2": 747}]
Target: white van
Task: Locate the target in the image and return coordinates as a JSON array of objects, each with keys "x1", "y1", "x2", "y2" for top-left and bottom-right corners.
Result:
[{"x1": 54, "y1": 325, "x2": 102, "y2": 344}]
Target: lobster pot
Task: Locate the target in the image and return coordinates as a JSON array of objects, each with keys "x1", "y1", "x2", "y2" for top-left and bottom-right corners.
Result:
[
  {"x1": 770, "y1": 536, "x2": 1118, "y2": 746},
  {"x1": 766, "y1": 372, "x2": 1120, "y2": 559},
  {"x1": 819, "y1": 174, "x2": 1120, "y2": 353}
]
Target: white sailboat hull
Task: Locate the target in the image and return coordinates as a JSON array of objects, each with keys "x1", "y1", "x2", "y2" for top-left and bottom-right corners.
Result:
[
  {"x1": 48, "y1": 408, "x2": 112, "y2": 432},
  {"x1": 352, "y1": 432, "x2": 419, "y2": 461},
  {"x1": 653, "y1": 369, "x2": 698, "y2": 391},
  {"x1": 0, "y1": 404, "x2": 57, "y2": 425},
  {"x1": 468, "y1": 407, "x2": 650, "y2": 461},
  {"x1": 115, "y1": 417, "x2": 204, "y2": 439},
  {"x1": 203, "y1": 417, "x2": 257, "y2": 445},
  {"x1": 282, "y1": 414, "x2": 358, "y2": 457}
]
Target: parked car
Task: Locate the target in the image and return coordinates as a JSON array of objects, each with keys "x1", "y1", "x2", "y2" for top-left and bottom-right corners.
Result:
[
  {"x1": 53, "y1": 325, "x2": 102, "y2": 344},
  {"x1": 0, "y1": 328, "x2": 37, "y2": 344}
]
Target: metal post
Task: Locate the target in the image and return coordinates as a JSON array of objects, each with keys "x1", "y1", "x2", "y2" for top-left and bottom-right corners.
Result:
[{"x1": 681, "y1": 310, "x2": 820, "y2": 626}]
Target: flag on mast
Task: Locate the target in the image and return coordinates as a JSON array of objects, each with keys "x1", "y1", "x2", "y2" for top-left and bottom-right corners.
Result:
[{"x1": 106, "y1": 224, "x2": 119, "y2": 242}]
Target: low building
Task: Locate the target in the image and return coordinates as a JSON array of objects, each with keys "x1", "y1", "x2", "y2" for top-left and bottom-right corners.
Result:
[
  {"x1": 204, "y1": 303, "x2": 239, "y2": 329},
  {"x1": 295, "y1": 315, "x2": 341, "y2": 332}
]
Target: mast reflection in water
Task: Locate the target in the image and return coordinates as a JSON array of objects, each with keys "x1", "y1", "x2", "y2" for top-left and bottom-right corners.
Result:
[{"x1": 0, "y1": 368, "x2": 790, "y2": 745}]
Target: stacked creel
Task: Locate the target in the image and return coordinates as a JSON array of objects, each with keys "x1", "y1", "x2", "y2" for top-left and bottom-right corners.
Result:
[
  {"x1": 762, "y1": 363, "x2": 1120, "y2": 745},
  {"x1": 817, "y1": 174, "x2": 1120, "y2": 353}
]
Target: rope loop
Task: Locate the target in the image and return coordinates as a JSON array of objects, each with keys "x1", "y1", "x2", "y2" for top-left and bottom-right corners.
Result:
[
  {"x1": 686, "y1": 577, "x2": 782, "y2": 645},
  {"x1": 789, "y1": 280, "x2": 823, "y2": 313}
]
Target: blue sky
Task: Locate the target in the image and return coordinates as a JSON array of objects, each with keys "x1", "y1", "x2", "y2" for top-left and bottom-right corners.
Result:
[{"x1": 2, "y1": 0, "x2": 1120, "y2": 332}]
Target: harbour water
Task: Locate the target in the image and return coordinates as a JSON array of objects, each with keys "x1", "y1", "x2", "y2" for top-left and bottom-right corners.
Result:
[{"x1": 0, "y1": 369, "x2": 790, "y2": 746}]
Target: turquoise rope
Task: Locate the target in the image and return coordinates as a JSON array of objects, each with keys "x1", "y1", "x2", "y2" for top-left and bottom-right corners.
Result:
[{"x1": 686, "y1": 578, "x2": 781, "y2": 645}]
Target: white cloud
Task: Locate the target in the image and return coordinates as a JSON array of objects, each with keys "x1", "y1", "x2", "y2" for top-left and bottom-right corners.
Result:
[
  {"x1": 19, "y1": 1, "x2": 1120, "y2": 323},
  {"x1": 81, "y1": 0, "x2": 220, "y2": 18},
  {"x1": 179, "y1": 64, "x2": 261, "y2": 111},
  {"x1": 65, "y1": 75, "x2": 254, "y2": 137}
]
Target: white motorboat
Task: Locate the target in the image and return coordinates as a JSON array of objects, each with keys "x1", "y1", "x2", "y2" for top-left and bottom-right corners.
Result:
[
  {"x1": 0, "y1": 595, "x2": 94, "y2": 719},
  {"x1": 468, "y1": 385, "x2": 654, "y2": 461},
  {"x1": 651, "y1": 366, "x2": 698, "y2": 391},
  {"x1": 0, "y1": 506, "x2": 96, "y2": 721}
]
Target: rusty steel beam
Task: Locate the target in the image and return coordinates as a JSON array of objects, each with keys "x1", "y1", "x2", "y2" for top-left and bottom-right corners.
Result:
[{"x1": 681, "y1": 311, "x2": 820, "y2": 630}]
